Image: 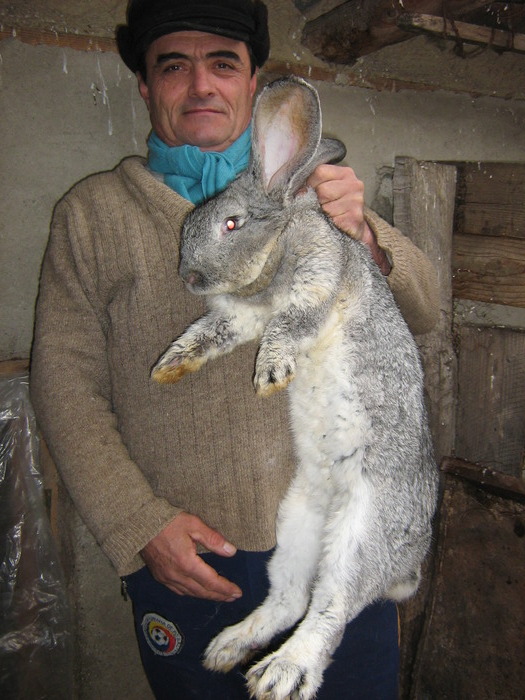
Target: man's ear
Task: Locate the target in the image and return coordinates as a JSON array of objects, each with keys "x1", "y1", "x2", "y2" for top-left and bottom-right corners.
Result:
[
  {"x1": 250, "y1": 69, "x2": 258, "y2": 100},
  {"x1": 137, "y1": 72, "x2": 150, "y2": 111}
]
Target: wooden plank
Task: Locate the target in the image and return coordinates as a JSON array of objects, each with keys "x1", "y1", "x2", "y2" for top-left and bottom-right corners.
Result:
[
  {"x1": 455, "y1": 325, "x2": 525, "y2": 478},
  {"x1": 399, "y1": 12, "x2": 525, "y2": 53},
  {"x1": 410, "y1": 464, "x2": 525, "y2": 698},
  {"x1": 0, "y1": 359, "x2": 29, "y2": 376},
  {"x1": 393, "y1": 157, "x2": 457, "y2": 462},
  {"x1": 301, "y1": 0, "x2": 420, "y2": 64},
  {"x1": 452, "y1": 233, "x2": 525, "y2": 308},
  {"x1": 392, "y1": 157, "x2": 457, "y2": 700},
  {"x1": 455, "y1": 163, "x2": 525, "y2": 240},
  {"x1": 441, "y1": 456, "x2": 525, "y2": 500},
  {"x1": 301, "y1": 0, "x2": 496, "y2": 63},
  {"x1": 293, "y1": 0, "x2": 348, "y2": 19},
  {"x1": 454, "y1": 299, "x2": 525, "y2": 331},
  {"x1": 0, "y1": 26, "x2": 116, "y2": 53}
]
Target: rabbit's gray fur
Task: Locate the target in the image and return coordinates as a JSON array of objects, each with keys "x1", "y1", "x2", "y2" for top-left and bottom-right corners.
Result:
[{"x1": 152, "y1": 77, "x2": 438, "y2": 700}]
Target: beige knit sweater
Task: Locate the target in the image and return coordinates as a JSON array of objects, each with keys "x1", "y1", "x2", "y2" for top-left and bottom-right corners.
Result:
[{"x1": 30, "y1": 157, "x2": 439, "y2": 576}]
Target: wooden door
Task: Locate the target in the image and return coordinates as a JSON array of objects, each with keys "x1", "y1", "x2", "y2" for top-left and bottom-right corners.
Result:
[{"x1": 392, "y1": 158, "x2": 525, "y2": 697}]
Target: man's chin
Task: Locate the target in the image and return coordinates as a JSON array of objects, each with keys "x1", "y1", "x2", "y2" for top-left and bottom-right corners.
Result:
[
  {"x1": 180, "y1": 117, "x2": 237, "y2": 151},
  {"x1": 191, "y1": 132, "x2": 237, "y2": 152}
]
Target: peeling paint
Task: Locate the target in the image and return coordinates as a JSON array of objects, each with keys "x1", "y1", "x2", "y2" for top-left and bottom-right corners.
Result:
[{"x1": 95, "y1": 55, "x2": 112, "y2": 136}]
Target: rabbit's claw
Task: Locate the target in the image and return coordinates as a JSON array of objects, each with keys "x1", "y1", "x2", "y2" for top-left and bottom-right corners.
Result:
[
  {"x1": 254, "y1": 346, "x2": 296, "y2": 396},
  {"x1": 203, "y1": 624, "x2": 261, "y2": 673},
  {"x1": 246, "y1": 648, "x2": 322, "y2": 700},
  {"x1": 151, "y1": 343, "x2": 206, "y2": 384}
]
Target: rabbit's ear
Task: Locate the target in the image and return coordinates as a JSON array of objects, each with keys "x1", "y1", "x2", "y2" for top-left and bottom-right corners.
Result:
[
  {"x1": 315, "y1": 137, "x2": 347, "y2": 167},
  {"x1": 252, "y1": 78, "x2": 322, "y2": 198}
]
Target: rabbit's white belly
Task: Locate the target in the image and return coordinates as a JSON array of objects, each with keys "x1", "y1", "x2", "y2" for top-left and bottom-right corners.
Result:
[{"x1": 288, "y1": 310, "x2": 371, "y2": 477}]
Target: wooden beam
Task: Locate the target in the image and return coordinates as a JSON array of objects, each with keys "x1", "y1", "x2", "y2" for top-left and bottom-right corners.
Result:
[
  {"x1": 441, "y1": 456, "x2": 525, "y2": 500},
  {"x1": 455, "y1": 163, "x2": 525, "y2": 241},
  {"x1": 454, "y1": 325, "x2": 525, "y2": 477},
  {"x1": 454, "y1": 299, "x2": 525, "y2": 331},
  {"x1": 0, "y1": 26, "x2": 116, "y2": 53},
  {"x1": 302, "y1": 0, "x2": 413, "y2": 64},
  {"x1": 301, "y1": 0, "x2": 493, "y2": 63},
  {"x1": 393, "y1": 157, "x2": 458, "y2": 463},
  {"x1": 452, "y1": 233, "x2": 525, "y2": 308},
  {"x1": 294, "y1": 0, "x2": 348, "y2": 20},
  {"x1": 399, "y1": 12, "x2": 525, "y2": 53},
  {"x1": 392, "y1": 160, "x2": 458, "y2": 700},
  {"x1": 0, "y1": 359, "x2": 30, "y2": 376}
]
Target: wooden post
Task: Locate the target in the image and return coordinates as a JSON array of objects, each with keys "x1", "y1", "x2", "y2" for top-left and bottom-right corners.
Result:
[
  {"x1": 393, "y1": 156, "x2": 457, "y2": 463},
  {"x1": 392, "y1": 156, "x2": 457, "y2": 698}
]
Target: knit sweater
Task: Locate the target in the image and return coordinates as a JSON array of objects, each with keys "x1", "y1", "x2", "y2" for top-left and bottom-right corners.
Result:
[{"x1": 30, "y1": 157, "x2": 439, "y2": 576}]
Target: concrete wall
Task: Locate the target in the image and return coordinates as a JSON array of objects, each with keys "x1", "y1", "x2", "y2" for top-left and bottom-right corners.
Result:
[{"x1": 1, "y1": 1, "x2": 525, "y2": 697}]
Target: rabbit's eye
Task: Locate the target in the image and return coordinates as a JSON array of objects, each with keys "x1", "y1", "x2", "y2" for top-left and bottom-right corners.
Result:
[{"x1": 222, "y1": 217, "x2": 240, "y2": 234}]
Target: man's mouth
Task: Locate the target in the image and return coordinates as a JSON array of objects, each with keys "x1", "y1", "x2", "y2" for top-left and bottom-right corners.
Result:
[{"x1": 184, "y1": 107, "x2": 224, "y2": 116}]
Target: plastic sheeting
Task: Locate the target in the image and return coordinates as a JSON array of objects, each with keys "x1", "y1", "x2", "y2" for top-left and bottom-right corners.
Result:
[{"x1": 0, "y1": 374, "x2": 73, "y2": 699}]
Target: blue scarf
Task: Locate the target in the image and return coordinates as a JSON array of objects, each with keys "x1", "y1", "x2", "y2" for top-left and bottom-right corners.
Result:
[{"x1": 147, "y1": 127, "x2": 251, "y2": 205}]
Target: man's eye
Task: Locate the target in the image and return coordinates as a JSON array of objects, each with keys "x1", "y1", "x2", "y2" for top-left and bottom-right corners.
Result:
[
  {"x1": 215, "y1": 61, "x2": 235, "y2": 71},
  {"x1": 163, "y1": 63, "x2": 182, "y2": 73}
]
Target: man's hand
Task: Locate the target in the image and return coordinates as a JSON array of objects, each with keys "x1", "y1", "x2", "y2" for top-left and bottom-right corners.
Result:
[
  {"x1": 308, "y1": 164, "x2": 392, "y2": 275},
  {"x1": 140, "y1": 512, "x2": 243, "y2": 602}
]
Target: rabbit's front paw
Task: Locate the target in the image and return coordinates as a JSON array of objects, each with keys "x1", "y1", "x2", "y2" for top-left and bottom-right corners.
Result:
[
  {"x1": 246, "y1": 649, "x2": 322, "y2": 700},
  {"x1": 254, "y1": 346, "x2": 296, "y2": 397},
  {"x1": 151, "y1": 343, "x2": 206, "y2": 384}
]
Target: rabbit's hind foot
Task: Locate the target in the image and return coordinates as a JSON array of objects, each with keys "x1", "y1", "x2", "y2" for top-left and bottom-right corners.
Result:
[
  {"x1": 203, "y1": 625, "x2": 260, "y2": 673},
  {"x1": 246, "y1": 648, "x2": 322, "y2": 700}
]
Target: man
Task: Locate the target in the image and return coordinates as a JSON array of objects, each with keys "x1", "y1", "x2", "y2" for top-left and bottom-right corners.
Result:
[{"x1": 30, "y1": 1, "x2": 439, "y2": 697}]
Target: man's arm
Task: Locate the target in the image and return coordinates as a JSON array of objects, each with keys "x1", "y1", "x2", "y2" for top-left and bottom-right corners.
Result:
[{"x1": 308, "y1": 164, "x2": 440, "y2": 335}]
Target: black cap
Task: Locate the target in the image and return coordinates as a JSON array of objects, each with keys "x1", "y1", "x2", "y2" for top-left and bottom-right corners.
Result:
[{"x1": 116, "y1": 0, "x2": 270, "y2": 73}]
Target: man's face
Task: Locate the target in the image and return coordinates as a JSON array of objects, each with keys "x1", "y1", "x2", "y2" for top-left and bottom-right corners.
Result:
[{"x1": 138, "y1": 31, "x2": 257, "y2": 151}]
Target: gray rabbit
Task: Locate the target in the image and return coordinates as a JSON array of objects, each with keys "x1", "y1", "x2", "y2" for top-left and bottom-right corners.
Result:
[{"x1": 152, "y1": 76, "x2": 438, "y2": 700}]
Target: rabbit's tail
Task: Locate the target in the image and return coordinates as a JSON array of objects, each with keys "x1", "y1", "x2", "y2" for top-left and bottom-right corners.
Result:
[{"x1": 386, "y1": 568, "x2": 421, "y2": 602}]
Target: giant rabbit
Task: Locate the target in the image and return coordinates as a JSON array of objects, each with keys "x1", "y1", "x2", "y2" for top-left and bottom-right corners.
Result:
[{"x1": 152, "y1": 76, "x2": 438, "y2": 700}]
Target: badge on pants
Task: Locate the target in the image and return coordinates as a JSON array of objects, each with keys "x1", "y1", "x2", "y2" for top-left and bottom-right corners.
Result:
[{"x1": 141, "y1": 612, "x2": 184, "y2": 656}]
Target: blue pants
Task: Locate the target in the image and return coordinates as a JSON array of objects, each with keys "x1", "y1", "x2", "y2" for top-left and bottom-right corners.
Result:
[{"x1": 123, "y1": 550, "x2": 399, "y2": 699}]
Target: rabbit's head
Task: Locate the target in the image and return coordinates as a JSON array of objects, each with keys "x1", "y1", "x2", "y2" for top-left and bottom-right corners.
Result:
[{"x1": 179, "y1": 77, "x2": 346, "y2": 296}]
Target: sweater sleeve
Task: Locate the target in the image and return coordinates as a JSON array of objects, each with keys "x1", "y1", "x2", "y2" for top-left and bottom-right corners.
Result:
[
  {"x1": 364, "y1": 207, "x2": 440, "y2": 336},
  {"x1": 30, "y1": 198, "x2": 182, "y2": 575}
]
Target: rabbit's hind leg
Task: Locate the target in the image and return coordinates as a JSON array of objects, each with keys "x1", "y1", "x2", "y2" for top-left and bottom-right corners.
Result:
[
  {"x1": 203, "y1": 468, "x2": 328, "y2": 674},
  {"x1": 246, "y1": 454, "x2": 377, "y2": 700}
]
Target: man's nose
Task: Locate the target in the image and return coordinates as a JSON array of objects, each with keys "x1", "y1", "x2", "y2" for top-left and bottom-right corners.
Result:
[{"x1": 189, "y1": 65, "x2": 214, "y2": 98}]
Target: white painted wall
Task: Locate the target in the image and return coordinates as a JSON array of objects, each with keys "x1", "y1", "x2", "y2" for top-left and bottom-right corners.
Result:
[
  {"x1": 1, "y1": 37, "x2": 524, "y2": 360},
  {"x1": 0, "y1": 39, "x2": 150, "y2": 358}
]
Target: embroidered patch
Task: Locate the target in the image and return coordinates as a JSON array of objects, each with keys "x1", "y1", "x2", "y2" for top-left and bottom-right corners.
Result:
[{"x1": 142, "y1": 612, "x2": 183, "y2": 656}]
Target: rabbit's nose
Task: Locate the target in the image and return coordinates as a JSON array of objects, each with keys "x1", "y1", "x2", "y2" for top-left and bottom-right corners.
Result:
[{"x1": 183, "y1": 270, "x2": 203, "y2": 287}]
